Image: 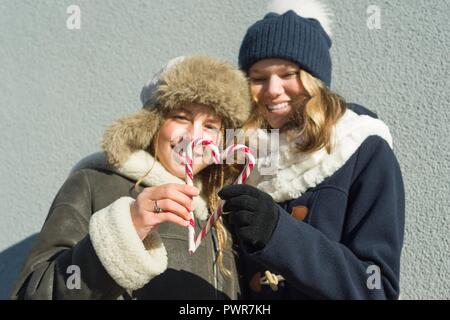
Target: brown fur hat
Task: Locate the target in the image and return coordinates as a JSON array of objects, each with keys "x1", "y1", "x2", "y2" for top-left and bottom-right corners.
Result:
[{"x1": 101, "y1": 55, "x2": 251, "y2": 167}]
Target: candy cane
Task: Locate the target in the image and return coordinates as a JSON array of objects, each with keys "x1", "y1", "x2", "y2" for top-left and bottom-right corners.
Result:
[
  {"x1": 185, "y1": 138, "x2": 221, "y2": 253},
  {"x1": 187, "y1": 143, "x2": 255, "y2": 254}
]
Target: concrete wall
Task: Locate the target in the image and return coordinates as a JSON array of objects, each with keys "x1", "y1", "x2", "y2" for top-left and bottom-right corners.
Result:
[{"x1": 1, "y1": 0, "x2": 448, "y2": 299}]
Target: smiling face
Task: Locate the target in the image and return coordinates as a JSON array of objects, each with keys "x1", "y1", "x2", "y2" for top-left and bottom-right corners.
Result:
[
  {"x1": 249, "y1": 58, "x2": 305, "y2": 129},
  {"x1": 155, "y1": 103, "x2": 222, "y2": 179}
]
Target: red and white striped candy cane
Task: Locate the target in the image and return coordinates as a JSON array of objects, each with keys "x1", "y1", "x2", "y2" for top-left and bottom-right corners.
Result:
[
  {"x1": 185, "y1": 138, "x2": 221, "y2": 254},
  {"x1": 192, "y1": 144, "x2": 255, "y2": 253}
]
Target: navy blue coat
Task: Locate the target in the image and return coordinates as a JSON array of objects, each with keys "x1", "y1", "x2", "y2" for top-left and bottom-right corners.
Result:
[{"x1": 237, "y1": 105, "x2": 405, "y2": 299}]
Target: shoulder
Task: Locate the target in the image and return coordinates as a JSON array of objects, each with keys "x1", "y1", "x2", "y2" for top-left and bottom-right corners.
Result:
[
  {"x1": 50, "y1": 169, "x2": 94, "y2": 208},
  {"x1": 331, "y1": 105, "x2": 398, "y2": 183},
  {"x1": 68, "y1": 152, "x2": 129, "y2": 186},
  {"x1": 352, "y1": 135, "x2": 402, "y2": 182},
  {"x1": 70, "y1": 152, "x2": 113, "y2": 174},
  {"x1": 346, "y1": 103, "x2": 378, "y2": 119},
  {"x1": 66, "y1": 167, "x2": 135, "y2": 199},
  {"x1": 57, "y1": 166, "x2": 123, "y2": 203}
]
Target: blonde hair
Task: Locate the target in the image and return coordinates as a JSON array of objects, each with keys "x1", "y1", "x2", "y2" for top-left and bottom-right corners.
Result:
[
  {"x1": 244, "y1": 70, "x2": 347, "y2": 154},
  {"x1": 134, "y1": 125, "x2": 235, "y2": 278}
]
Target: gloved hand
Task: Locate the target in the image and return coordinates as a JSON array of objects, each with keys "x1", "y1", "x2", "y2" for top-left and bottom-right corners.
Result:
[{"x1": 218, "y1": 184, "x2": 279, "y2": 253}]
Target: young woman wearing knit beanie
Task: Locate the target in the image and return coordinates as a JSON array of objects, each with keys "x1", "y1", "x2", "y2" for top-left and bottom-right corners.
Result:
[
  {"x1": 219, "y1": 0, "x2": 405, "y2": 299},
  {"x1": 11, "y1": 55, "x2": 252, "y2": 299}
]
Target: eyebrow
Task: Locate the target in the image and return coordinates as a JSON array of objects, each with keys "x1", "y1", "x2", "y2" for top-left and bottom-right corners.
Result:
[
  {"x1": 175, "y1": 108, "x2": 192, "y2": 114},
  {"x1": 248, "y1": 68, "x2": 263, "y2": 75},
  {"x1": 250, "y1": 66, "x2": 299, "y2": 75},
  {"x1": 205, "y1": 118, "x2": 221, "y2": 124},
  {"x1": 172, "y1": 108, "x2": 220, "y2": 122}
]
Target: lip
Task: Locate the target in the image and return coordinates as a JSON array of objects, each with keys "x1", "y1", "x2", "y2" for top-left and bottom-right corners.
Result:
[
  {"x1": 269, "y1": 101, "x2": 290, "y2": 105},
  {"x1": 267, "y1": 101, "x2": 290, "y2": 111},
  {"x1": 171, "y1": 148, "x2": 205, "y2": 166},
  {"x1": 266, "y1": 103, "x2": 291, "y2": 115}
]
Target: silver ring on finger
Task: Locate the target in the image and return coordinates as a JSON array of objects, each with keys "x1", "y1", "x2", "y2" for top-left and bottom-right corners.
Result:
[{"x1": 154, "y1": 200, "x2": 163, "y2": 214}]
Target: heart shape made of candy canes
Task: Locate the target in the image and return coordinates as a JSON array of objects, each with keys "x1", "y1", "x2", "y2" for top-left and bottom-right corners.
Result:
[{"x1": 185, "y1": 137, "x2": 255, "y2": 254}]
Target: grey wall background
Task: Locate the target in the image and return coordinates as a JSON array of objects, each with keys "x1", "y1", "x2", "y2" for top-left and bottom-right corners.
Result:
[{"x1": 0, "y1": 0, "x2": 448, "y2": 299}]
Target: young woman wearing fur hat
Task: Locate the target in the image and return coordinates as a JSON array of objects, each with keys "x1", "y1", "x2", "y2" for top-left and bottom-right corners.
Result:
[
  {"x1": 218, "y1": 0, "x2": 405, "y2": 299},
  {"x1": 11, "y1": 55, "x2": 251, "y2": 299}
]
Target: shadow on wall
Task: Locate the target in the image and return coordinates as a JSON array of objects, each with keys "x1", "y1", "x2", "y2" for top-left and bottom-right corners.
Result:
[
  {"x1": 0, "y1": 154, "x2": 105, "y2": 300},
  {"x1": 0, "y1": 234, "x2": 38, "y2": 299}
]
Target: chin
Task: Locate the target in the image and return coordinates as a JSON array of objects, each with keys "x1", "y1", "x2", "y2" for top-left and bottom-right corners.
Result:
[
  {"x1": 268, "y1": 119, "x2": 288, "y2": 129},
  {"x1": 165, "y1": 162, "x2": 186, "y2": 179},
  {"x1": 265, "y1": 112, "x2": 291, "y2": 129},
  {"x1": 173, "y1": 169, "x2": 186, "y2": 180}
]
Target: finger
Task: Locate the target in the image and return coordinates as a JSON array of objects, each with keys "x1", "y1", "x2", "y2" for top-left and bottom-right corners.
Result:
[
  {"x1": 236, "y1": 225, "x2": 259, "y2": 247},
  {"x1": 157, "y1": 212, "x2": 190, "y2": 228},
  {"x1": 156, "y1": 199, "x2": 191, "y2": 220},
  {"x1": 229, "y1": 210, "x2": 254, "y2": 227},
  {"x1": 222, "y1": 195, "x2": 258, "y2": 212},
  {"x1": 170, "y1": 184, "x2": 200, "y2": 197},
  {"x1": 162, "y1": 188, "x2": 196, "y2": 212},
  {"x1": 143, "y1": 184, "x2": 199, "y2": 198},
  {"x1": 143, "y1": 185, "x2": 197, "y2": 211},
  {"x1": 218, "y1": 184, "x2": 262, "y2": 200}
]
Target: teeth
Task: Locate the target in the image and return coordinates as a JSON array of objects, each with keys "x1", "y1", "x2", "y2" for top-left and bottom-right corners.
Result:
[{"x1": 267, "y1": 102, "x2": 289, "y2": 110}]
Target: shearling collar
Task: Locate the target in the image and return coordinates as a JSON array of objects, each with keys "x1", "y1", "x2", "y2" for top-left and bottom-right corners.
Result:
[
  {"x1": 246, "y1": 109, "x2": 394, "y2": 202},
  {"x1": 71, "y1": 150, "x2": 209, "y2": 220}
]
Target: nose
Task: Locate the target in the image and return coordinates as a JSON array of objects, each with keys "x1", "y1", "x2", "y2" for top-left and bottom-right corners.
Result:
[
  {"x1": 184, "y1": 122, "x2": 212, "y2": 158},
  {"x1": 266, "y1": 75, "x2": 284, "y2": 99},
  {"x1": 185, "y1": 122, "x2": 204, "y2": 141}
]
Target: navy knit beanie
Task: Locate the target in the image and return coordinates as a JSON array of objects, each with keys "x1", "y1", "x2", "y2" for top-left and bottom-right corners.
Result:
[{"x1": 239, "y1": 0, "x2": 333, "y2": 87}]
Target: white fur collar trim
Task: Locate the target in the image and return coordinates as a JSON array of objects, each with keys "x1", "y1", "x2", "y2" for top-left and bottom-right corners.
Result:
[
  {"x1": 120, "y1": 151, "x2": 209, "y2": 220},
  {"x1": 72, "y1": 150, "x2": 209, "y2": 220},
  {"x1": 247, "y1": 109, "x2": 393, "y2": 202}
]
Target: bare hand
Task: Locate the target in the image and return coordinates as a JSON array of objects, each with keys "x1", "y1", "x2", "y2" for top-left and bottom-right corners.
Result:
[{"x1": 130, "y1": 183, "x2": 200, "y2": 240}]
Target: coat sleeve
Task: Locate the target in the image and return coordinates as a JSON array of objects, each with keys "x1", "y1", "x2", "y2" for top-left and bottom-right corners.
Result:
[
  {"x1": 248, "y1": 137, "x2": 405, "y2": 299},
  {"x1": 10, "y1": 170, "x2": 167, "y2": 300}
]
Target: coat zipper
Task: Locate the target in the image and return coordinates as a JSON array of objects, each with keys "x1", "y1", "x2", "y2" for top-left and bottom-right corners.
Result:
[{"x1": 211, "y1": 226, "x2": 219, "y2": 299}]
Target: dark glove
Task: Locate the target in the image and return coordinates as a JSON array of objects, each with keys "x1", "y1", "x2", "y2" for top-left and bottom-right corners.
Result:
[{"x1": 218, "y1": 184, "x2": 279, "y2": 253}]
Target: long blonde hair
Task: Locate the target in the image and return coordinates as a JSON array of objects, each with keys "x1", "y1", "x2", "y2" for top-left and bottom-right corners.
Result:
[
  {"x1": 244, "y1": 70, "x2": 347, "y2": 154},
  {"x1": 134, "y1": 126, "x2": 235, "y2": 278}
]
